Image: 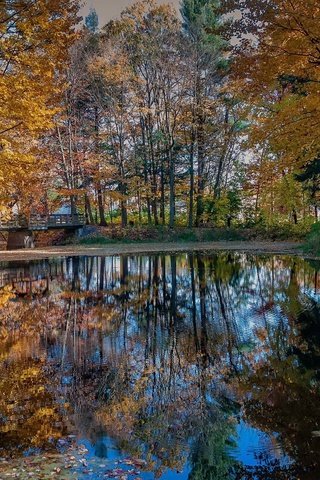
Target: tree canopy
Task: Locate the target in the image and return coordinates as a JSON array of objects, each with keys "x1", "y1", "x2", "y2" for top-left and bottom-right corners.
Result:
[{"x1": 1, "y1": 0, "x2": 320, "y2": 232}]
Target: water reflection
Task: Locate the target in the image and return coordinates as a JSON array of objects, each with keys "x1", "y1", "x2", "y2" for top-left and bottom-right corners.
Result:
[{"x1": 0, "y1": 253, "x2": 320, "y2": 479}]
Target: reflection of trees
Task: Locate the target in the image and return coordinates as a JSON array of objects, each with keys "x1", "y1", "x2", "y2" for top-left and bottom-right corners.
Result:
[
  {"x1": 0, "y1": 358, "x2": 68, "y2": 456},
  {"x1": 0, "y1": 254, "x2": 320, "y2": 478},
  {"x1": 189, "y1": 414, "x2": 237, "y2": 480},
  {"x1": 237, "y1": 291, "x2": 320, "y2": 479}
]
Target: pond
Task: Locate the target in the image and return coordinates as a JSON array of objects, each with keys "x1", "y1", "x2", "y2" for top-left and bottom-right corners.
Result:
[{"x1": 0, "y1": 252, "x2": 320, "y2": 480}]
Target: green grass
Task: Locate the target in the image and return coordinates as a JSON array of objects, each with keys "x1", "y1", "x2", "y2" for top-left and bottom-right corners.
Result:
[
  {"x1": 78, "y1": 236, "x2": 118, "y2": 245},
  {"x1": 199, "y1": 228, "x2": 243, "y2": 241}
]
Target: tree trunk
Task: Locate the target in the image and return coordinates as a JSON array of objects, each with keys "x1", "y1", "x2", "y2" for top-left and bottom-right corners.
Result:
[
  {"x1": 214, "y1": 106, "x2": 230, "y2": 198},
  {"x1": 70, "y1": 195, "x2": 77, "y2": 216},
  {"x1": 188, "y1": 142, "x2": 195, "y2": 228},
  {"x1": 120, "y1": 182, "x2": 128, "y2": 228},
  {"x1": 160, "y1": 164, "x2": 165, "y2": 225},
  {"x1": 85, "y1": 194, "x2": 94, "y2": 224},
  {"x1": 292, "y1": 209, "x2": 298, "y2": 224},
  {"x1": 94, "y1": 107, "x2": 106, "y2": 226},
  {"x1": 169, "y1": 150, "x2": 175, "y2": 228},
  {"x1": 151, "y1": 174, "x2": 159, "y2": 226},
  {"x1": 121, "y1": 199, "x2": 128, "y2": 227},
  {"x1": 195, "y1": 118, "x2": 205, "y2": 227},
  {"x1": 97, "y1": 185, "x2": 106, "y2": 226}
]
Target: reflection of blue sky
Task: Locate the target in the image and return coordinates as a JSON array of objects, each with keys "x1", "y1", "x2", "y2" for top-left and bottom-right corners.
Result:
[
  {"x1": 75, "y1": 419, "x2": 293, "y2": 479},
  {"x1": 227, "y1": 420, "x2": 292, "y2": 468}
]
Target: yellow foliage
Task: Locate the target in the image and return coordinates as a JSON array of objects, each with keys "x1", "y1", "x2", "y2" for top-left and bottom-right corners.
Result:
[
  {"x1": 232, "y1": 0, "x2": 320, "y2": 166},
  {"x1": 0, "y1": 0, "x2": 80, "y2": 209},
  {"x1": 0, "y1": 285, "x2": 15, "y2": 308}
]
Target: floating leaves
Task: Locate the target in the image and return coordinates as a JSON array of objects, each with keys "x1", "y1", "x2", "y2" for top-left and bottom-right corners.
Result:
[{"x1": 0, "y1": 447, "x2": 147, "y2": 480}]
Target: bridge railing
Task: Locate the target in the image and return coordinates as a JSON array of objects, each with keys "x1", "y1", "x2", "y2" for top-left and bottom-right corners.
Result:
[
  {"x1": 0, "y1": 213, "x2": 85, "y2": 231},
  {"x1": 0, "y1": 216, "x2": 28, "y2": 230},
  {"x1": 47, "y1": 214, "x2": 85, "y2": 227},
  {"x1": 29, "y1": 215, "x2": 48, "y2": 230}
]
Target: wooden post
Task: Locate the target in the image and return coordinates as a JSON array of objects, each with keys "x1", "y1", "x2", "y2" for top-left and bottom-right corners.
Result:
[{"x1": 7, "y1": 230, "x2": 35, "y2": 250}]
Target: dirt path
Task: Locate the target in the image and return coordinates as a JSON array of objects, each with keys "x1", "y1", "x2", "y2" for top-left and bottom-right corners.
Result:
[{"x1": 0, "y1": 240, "x2": 307, "y2": 262}]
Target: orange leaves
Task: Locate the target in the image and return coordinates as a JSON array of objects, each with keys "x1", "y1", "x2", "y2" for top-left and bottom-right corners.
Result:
[
  {"x1": 57, "y1": 188, "x2": 86, "y2": 197},
  {"x1": 90, "y1": 49, "x2": 133, "y2": 86},
  {"x1": 0, "y1": 285, "x2": 15, "y2": 310},
  {"x1": 229, "y1": 0, "x2": 320, "y2": 165},
  {"x1": 0, "y1": 0, "x2": 80, "y2": 210}
]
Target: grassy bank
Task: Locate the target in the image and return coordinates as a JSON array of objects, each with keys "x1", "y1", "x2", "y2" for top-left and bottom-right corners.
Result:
[
  {"x1": 73, "y1": 224, "x2": 308, "y2": 247},
  {"x1": 76, "y1": 226, "x2": 243, "y2": 245}
]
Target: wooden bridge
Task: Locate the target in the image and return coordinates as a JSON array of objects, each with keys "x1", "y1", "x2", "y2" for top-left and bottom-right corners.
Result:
[
  {"x1": 0, "y1": 214, "x2": 85, "y2": 250},
  {"x1": 0, "y1": 214, "x2": 85, "y2": 231}
]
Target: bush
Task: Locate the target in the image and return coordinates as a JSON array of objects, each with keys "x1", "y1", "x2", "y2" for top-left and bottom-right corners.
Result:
[
  {"x1": 243, "y1": 222, "x2": 312, "y2": 241},
  {"x1": 199, "y1": 228, "x2": 243, "y2": 241},
  {"x1": 79, "y1": 236, "x2": 116, "y2": 245},
  {"x1": 75, "y1": 222, "x2": 311, "y2": 247},
  {"x1": 171, "y1": 229, "x2": 198, "y2": 242},
  {"x1": 303, "y1": 222, "x2": 320, "y2": 255},
  {"x1": 76, "y1": 226, "x2": 244, "y2": 245}
]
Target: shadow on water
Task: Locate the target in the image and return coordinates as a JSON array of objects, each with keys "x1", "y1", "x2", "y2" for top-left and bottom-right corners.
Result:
[{"x1": 0, "y1": 252, "x2": 320, "y2": 479}]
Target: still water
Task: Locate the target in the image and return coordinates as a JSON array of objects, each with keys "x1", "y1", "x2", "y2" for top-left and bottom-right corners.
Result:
[{"x1": 0, "y1": 252, "x2": 320, "y2": 479}]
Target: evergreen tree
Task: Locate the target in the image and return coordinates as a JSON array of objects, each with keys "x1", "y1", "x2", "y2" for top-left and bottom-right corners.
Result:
[
  {"x1": 85, "y1": 8, "x2": 99, "y2": 33},
  {"x1": 181, "y1": 0, "x2": 224, "y2": 49},
  {"x1": 180, "y1": 0, "x2": 229, "y2": 226},
  {"x1": 296, "y1": 156, "x2": 320, "y2": 219}
]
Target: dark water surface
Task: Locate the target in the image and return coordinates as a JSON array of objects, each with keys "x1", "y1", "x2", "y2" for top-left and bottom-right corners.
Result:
[{"x1": 1, "y1": 252, "x2": 320, "y2": 479}]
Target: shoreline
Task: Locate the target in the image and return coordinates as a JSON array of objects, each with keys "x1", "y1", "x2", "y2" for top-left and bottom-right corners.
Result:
[{"x1": 0, "y1": 240, "x2": 312, "y2": 262}]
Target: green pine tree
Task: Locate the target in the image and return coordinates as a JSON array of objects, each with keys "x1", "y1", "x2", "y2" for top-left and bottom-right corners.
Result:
[
  {"x1": 296, "y1": 155, "x2": 320, "y2": 218},
  {"x1": 180, "y1": 0, "x2": 229, "y2": 226},
  {"x1": 85, "y1": 8, "x2": 99, "y2": 33}
]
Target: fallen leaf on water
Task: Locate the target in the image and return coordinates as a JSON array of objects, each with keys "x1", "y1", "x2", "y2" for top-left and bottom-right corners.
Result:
[{"x1": 132, "y1": 459, "x2": 146, "y2": 468}]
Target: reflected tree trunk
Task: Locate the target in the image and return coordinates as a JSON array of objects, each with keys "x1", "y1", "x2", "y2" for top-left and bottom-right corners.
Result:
[
  {"x1": 189, "y1": 254, "x2": 199, "y2": 353},
  {"x1": 197, "y1": 256, "x2": 209, "y2": 370}
]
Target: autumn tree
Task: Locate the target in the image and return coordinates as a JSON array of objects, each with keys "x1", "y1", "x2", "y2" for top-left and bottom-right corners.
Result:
[
  {"x1": 227, "y1": 0, "x2": 320, "y2": 158},
  {"x1": 224, "y1": 0, "x2": 320, "y2": 225},
  {"x1": 51, "y1": 29, "x2": 102, "y2": 223},
  {"x1": 86, "y1": 1, "x2": 186, "y2": 227},
  {"x1": 47, "y1": 0, "x2": 243, "y2": 229},
  {"x1": 0, "y1": 0, "x2": 80, "y2": 215}
]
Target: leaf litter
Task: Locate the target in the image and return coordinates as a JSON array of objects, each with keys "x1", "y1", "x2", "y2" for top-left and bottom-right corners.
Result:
[{"x1": 0, "y1": 440, "x2": 147, "y2": 480}]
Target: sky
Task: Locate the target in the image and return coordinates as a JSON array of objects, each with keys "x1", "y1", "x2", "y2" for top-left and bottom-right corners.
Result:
[{"x1": 81, "y1": 0, "x2": 180, "y2": 27}]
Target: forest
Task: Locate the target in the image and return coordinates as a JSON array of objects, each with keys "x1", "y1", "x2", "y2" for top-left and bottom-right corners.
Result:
[
  {"x1": 2, "y1": 3, "x2": 320, "y2": 477},
  {"x1": 1, "y1": 0, "x2": 320, "y2": 243}
]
